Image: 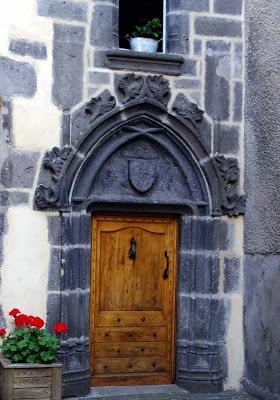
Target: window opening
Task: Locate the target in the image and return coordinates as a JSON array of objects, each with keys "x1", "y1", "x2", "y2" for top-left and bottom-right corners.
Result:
[{"x1": 119, "y1": 0, "x2": 164, "y2": 52}]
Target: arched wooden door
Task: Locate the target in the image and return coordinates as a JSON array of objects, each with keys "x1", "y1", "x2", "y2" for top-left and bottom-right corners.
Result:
[{"x1": 90, "y1": 214, "x2": 177, "y2": 386}]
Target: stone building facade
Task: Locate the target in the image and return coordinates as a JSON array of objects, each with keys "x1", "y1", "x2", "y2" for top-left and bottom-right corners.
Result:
[{"x1": 0, "y1": 0, "x2": 279, "y2": 398}]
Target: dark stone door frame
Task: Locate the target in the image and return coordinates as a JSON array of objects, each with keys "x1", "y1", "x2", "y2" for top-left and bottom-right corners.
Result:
[{"x1": 34, "y1": 75, "x2": 245, "y2": 397}]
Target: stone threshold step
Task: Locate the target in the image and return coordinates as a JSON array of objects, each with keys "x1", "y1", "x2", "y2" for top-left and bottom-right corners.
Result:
[{"x1": 65, "y1": 386, "x2": 253, "y2": 400}]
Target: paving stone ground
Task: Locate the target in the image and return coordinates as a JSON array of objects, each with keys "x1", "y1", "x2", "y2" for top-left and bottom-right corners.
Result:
[{"x1": 66, "y1": 385, "x2": 253, "y2": 400}]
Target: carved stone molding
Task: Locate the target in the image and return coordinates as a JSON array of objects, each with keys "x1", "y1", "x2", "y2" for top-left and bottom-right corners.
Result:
[
  {"x1": 35, "y1": 145, "x2": 72, "y2": 209},
  {"x1": 117, "y1": 73, "x2": 171, "y2": 106},
  {"x1": 85, "y1": 90, "x2": 116, "y2": 124},
  {"x1": 213, "y1": 155, "x2": 246, "y2": 216}
]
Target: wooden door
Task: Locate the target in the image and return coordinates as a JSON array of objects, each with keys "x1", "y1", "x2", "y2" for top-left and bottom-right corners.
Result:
[{"x1": 90, "y1": 214, "x2": 177, "y2": 386}]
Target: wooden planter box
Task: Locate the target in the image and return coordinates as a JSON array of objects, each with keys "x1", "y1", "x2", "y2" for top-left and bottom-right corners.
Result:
[{"x1": 0, "y1": 355, "x2": 62, "y2": 400}]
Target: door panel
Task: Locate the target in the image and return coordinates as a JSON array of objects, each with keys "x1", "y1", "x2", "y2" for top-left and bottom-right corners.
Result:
[
  {"x1": 94, "y1": 326, "x2": 166, "y2": 342},
  {"x1": 90, "y1": 215, "x2": 177, "y2": 386},
  {"x1": 95, "y1": 342, "x2": 166, "y2": 358}
]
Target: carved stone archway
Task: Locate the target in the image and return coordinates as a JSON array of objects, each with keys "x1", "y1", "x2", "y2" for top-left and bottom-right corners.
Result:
[{"x1": 35, "y1": 74, "x2": 245, "y2": 397}]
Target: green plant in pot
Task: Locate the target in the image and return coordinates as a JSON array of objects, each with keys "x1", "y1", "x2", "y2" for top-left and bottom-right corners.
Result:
[
  {"x1": 126, "y1": 18, "x2": 163, "y2": 53},
  {"x1": 0, "y1": 308, "x2": 67, "y2": 399}
]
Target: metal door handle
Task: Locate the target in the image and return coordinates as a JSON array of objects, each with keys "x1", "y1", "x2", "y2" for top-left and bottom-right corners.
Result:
[
  {"x1": 129, "y1": 237, "x2": 137, "y2": 259},
  {"x1": 163, "y1": 250, "x2": 169, "y2": 279}
]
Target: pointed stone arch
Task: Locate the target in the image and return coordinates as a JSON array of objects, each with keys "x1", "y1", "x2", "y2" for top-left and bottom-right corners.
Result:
[{"x1": 35, "y1": 76, "x2": 245, "y2": 397}]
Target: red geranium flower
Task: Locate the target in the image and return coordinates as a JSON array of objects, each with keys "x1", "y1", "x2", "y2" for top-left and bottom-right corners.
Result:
[
  {"x1": 53, "y1": 322, "x2": 68, "y2": 334},
  {"x1": 0, "y1": 329, "x2": 6, "y2": 335},
  {"x1": 27, "y1": 315, "x2": 34, "y2": 324},
  {"x1": 29, "y1": 317, "x2": 44, "y2": 329},
  {"x1": 14, "y1": 314, "x2": 31, "y2": 327},
  {"x1": 9, "y1": 308, "x2": 21, "y2": 316}
]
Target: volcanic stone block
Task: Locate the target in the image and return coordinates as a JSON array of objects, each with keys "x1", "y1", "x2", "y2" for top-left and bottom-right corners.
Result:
[
  {"x1": 1, "y1": 100, "x2": 13, "y2": 144},
  {"x1": 0, "y1": 57, "x2": 37, "y2": 98},
  {"x1": 47, "y1": 215, "x2": 61, "y2": 246},
  {"x1": 0, "y1": 191, "x2": 29, "y2": 206},
  {"x1": 53, "y1": 24, "x2": 85, "y2": 110},
  {"x1": 223, "y1": 256, "x2": 241, "y2": 293},
  {"x1": 88, "y1": 71, "x2": 110, "y2": 85},
  {"x1": 38, "y1": 0, "x2": 88, "y2": 22},
  {"x1": 177, "y1": 295, "x2": 191, "y2": 341},
  {"x1": 214, "y1": 0, "x2": 243, "y2": 15},
  {"x1": 90, "y1": 4, "x2": 118, "y2": 48},
  {"x1": 167, "y1": 0, "x2": 209, "y2": 12},
  {"x1": 220, "y1": 220, "x2": 235, "y2": 251},
  {"x1": 181, "y1": 59, "x2": 197, "y2": 76},
  {"x1": 205, "y1": 40, "x2": 231, "y2": 120},
  {"x1": 45, "y1": 293, "x2": 61, "y2": 331},
  {"x1": 219, "y1": 124, "x2": 240, "y2": 154},
  {"x1": 48, "y1": 248, "x2": 61, "y2": 291},
  {"x1": 61, "y1": 247, "x2": 91, "y2": 291},
  {"x1": 179, "y1": 217, "x2": 221, "y2": 252},
  {"x1": 66, "y1": 291, "x2": 88, "y2": 338},
  {"x1": 0, "y1": 213, "x2": 7, "y2": 268},
  {"x1": 9, "y1": 38, "x2": 47, "y2": 59},
  {"x1": 174, "y1": 79, "x2": 201, "y2": 89},
  {"x1": 214, "y1": 298, "x2": 231, "y2": 341},
  {"x1": 0, "y1": 305, "x2": 6, "y2": 331},
  {"x1": 195, "y1": 17, "x2": 242, "y2": 38},
  {"x1": 235, "y1": 43, "x2": 243, "y2": 79},
  {"x1": 61, "y1": 214, "x2": 91, "y2": 246},
  {"x1": 194, "y1": 39, "x2": 202, "y2": 56},
  {"x1": 1, "y1": 149, "x2": 40, "y2": 189},
  {"x1": 194, "y1": 297, "x2": 212, "y2": 341},
  {"x1": 166, "y1": 13, "x2": 190, "y2": 55},
  {"x1": 233, "y1": 82, "x2": 243, "y2": 122},
  {"x1": 178, "y1": 252, "x2": 220, "y2": 294}
]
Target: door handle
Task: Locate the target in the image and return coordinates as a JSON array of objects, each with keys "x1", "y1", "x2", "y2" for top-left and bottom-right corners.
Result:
[
  {"x1": 129, "y1": 237, "x2": 137, "y2": 259},
  {"x1": 163, "y1": 250, "x2": 169, "y2": 279}
]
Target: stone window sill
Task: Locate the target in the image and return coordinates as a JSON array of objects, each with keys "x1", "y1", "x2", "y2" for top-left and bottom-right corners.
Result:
[{"x1": 105, "y1": 49, "x2": 185, "y2": 76}]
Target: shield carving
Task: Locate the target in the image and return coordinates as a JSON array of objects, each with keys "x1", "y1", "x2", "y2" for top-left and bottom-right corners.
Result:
[{"x1": 128, "y1": 159, "x2": 156, "y2": 193}]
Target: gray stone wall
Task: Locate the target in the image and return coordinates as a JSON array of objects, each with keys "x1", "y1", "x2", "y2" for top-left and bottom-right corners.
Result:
[{"x1": 244, "y1": 0, "x2": 280, "y2": 398}]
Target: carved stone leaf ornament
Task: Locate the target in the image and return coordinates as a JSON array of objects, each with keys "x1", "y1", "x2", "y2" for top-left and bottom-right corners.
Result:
[
  {"x1": 222, "y1": 191, "x2": 246, "y2": 216},
  {"x1": 117, "y1": 73, "x2": 170, "y2": 106},
  {"x1": 85, "y1": 90, "x2": 116, "y2": 123},
  {"x1": 214, "y1": 155, "x2": 246, "y2": 216},
  {"x1": 35, "y1": 185, "x2": 60, "y2": 209},
  {"x1": 172, "y1": 93, "x2": 204, "y2": 136},
  {"x1": 118, "y1": 74, "x2": 144, "y2": 104},
  {"x1": 146, "y1": 75, "x2": 170, "y2": 104},
  {"x1": 43, "y1": 145, "x2": 72, "y2": 181},
  {"x1": 35, "y1": 145, "x2": 73, "y2": 209},
  {"x1": 215, "y1": 155, "x2": 239, "y2": 185}
]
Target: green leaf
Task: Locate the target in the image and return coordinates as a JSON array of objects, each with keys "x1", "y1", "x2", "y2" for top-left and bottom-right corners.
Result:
[
  {"x1": 26, "y1": 354, "x2": 37, "y2": 363},
  {"x1": 4, "y1": 350, "x2": 13, "y2": 358},
  {"x1": 22, "y1": 349, "x2": 31, "y2": 356},
  {"x1": 41, "y1": 350, "x2": 56, "y2": 362},
  {"x1": 14, "y1": 329, "x2": 25, "y2": 337},
  {"x1": 18, "y1": 340, "x2": 28, "y2": 349},
  {"x1": 12, "y1": 354, "x2": 24, "y2": 362}
]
